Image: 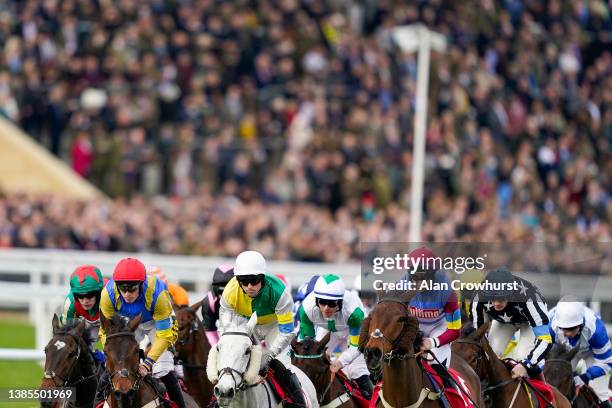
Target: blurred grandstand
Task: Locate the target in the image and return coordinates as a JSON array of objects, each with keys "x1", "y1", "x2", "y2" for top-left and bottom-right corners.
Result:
[{"x1": 0, "y1": 0, "x2": 609, "y2": 263}]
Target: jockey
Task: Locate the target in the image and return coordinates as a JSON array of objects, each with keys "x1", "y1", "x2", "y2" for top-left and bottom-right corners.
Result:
[
  {"x1": 472, "y1": 268, "x2": 552, "y2": 379},
  {"x1": 60, "y1": 265, "x2": 106, "y2": 364},
  {"x1": 401, "y1": 247, "x2": 461, "y2": 371},
  {"x1": 293, "y1": 275, "x2": 319, "y2": 325},
  {"x1": 297, "y1": 274, "x2": 374, "y2": 400},
  {"x1": 98, "y1": 258, "x2": 185, "y2": 408},
  {"x1": 200, "y1": 263, "x2": 234, "y2": 346},
  {"x1": 549, "y1": 300, "x2": 612, "y2": 406},
  {"x1": 148, "y1": 266, "x2": 190, "y2": 307},
  {"x1": 219, "y1": 250, "x2": 307, "y2": 408}
]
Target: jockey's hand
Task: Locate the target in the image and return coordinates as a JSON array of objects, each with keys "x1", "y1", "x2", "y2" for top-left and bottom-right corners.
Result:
[
  {"x1": 511, "y1": 363, "x2": 528, "y2": 378},
  {"x1": 138, "y1": 364, "x2": 150, "y2": 377},
  {"x1": 420, "y1": 338, "x2": 436, "y2": 352},
  {"x1": 330, "y1": 360, "x2": 343, "y2": 374},
  {"x1": 573, "y1": 374, "x2": 588, "y2": 388}
]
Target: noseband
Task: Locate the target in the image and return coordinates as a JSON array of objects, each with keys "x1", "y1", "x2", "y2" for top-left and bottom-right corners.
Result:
[
  {"x1": 454, "y1": 338, "x2": 485, "y2": 374},
  {"x1": 106, "y1": 331, "x2": 142, "y2": 392}
]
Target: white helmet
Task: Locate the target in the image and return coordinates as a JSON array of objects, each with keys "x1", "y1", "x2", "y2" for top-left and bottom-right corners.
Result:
[
  {"x1": 555, "y1": 301, "x2": 585, "y2": 328},
  {"x1": 353, "y1": 275, "x2": 361, "y2": 291},
  {"x1": 314, "y1": 274, "x2": 345, "y2": 300},
  {"x1": 234, "y1": 251, "x2": 267, "y2": 276}
]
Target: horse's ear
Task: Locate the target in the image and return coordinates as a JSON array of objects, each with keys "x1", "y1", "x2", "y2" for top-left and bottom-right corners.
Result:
[
  {"x1": 376, "y1": 290, "x2": 386, "y2": 302},
  {"x1": 398, "y1": 289, "x2": 417, "y2": 305},
  {"x1": 318, "y1": 332, "x2": 331, "y2": 351},
  {"x1": 190, "y1": 300, "x2": 203, "y2": 314},
  {"x1": 72, "y1": 319, "x2": 87, "y2": 337},
  {"x1": 52, "y1": 314, "x2": 60, "y2": 334},
  {"x1": 129, "y1": 314, "x2": 142, "y2": 332},
  {"x1": 247, "y1": 312, "x2": 258, "y2": 333},
  {"x1": 291, "y1": 336, "x2": 299, "y2": 351},
  {"x1": 100, "y1": 313, "x2": 111, "y2": 334},
  {"x1": 564, "y1": 345, "x2": 580, "y2": 361},
  {"x1": 472, "y1": 321, "x2": 491, "y2": 340}
]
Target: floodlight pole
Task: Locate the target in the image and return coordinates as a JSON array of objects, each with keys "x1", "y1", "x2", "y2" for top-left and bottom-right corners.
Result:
[{"x1": 392, "y1": 24, "x2": 447, "y2": 243}]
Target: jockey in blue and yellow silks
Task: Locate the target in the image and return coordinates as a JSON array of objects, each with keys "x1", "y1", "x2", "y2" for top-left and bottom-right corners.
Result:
[{"x1": 98, "y1": 257, "x2": 184, "y2": 408}]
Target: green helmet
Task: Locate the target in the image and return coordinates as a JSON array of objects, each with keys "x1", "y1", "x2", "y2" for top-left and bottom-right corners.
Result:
[{"x1": 70, "y1": 265, "x2": 104, "y2": 294}]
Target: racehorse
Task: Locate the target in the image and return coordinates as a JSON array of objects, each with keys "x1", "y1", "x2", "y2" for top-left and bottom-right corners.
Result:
[
  {"x1": 544, "y1": 344, "x2": 600, "y2": 408},
  {"x1": 359, "y1": 292, "x2": 482, "y2": 408},
  {"x1": 452, "y1": 322, "x2": 571, "y2": 408},
  {"x1": 207, "y1": 312, "x2": 319, "y2": 408},
  {"x1": 175, "y1": 301, "x2": 214, "y2": 408},
  {"x1": 40, "y1": 315, "x2": 98, "y2": 408},
  {"x1": 290, "y1": 334, "x2": 358, "y2": 408}
]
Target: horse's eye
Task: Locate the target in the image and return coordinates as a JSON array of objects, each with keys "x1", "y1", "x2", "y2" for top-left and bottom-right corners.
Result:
[
  {"x1": 244, "y1": 349, "x2": 251, "y2": 355},
  {"x1": 44, "y1": 347, "x2": 48, "y2": 353}
]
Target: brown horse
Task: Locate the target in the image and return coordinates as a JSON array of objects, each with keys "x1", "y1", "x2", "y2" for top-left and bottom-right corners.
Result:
[
  {"x1": 359, "y1": 293, "x2": 482, "y2": 408},
  {"x1": 452, "y1": 322, "x2": 571, "y2": 408},
  {"x1": 41, "y1": 315, "x2": 98, "y2": 408},
  {"x1": 175, "y1": 301, "x2": 214, "y2": 408},
  {"x1": 101, "y1": 314, "x2": 167, "y2": 408},
  {"x1": 290, "y1": 333, "x2": 357, "y2": 408},
  {"x1": 543, "y1": 344, "x2": 600, "y2": 408}
]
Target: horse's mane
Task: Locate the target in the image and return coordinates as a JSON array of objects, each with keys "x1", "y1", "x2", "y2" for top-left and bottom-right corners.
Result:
[{"x1": 55, "y1": 319, "x2": 82, "y2": 334}]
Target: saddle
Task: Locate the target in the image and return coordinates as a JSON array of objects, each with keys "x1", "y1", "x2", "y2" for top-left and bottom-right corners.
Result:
[
  {"x1": 422, "y1": 362, "x2": 477, "y2": 408},
  {"x1": 265, "y1": 358, "x2": 300, "y2": 406},
  {"x1": 334, "y1": 370, "x2": 370, "y2": 408}
]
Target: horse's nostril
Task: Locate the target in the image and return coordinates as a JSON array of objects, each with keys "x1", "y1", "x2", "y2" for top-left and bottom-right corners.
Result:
[{"x1": 214, "y1": 386, "x2": 220, "y2": 397}]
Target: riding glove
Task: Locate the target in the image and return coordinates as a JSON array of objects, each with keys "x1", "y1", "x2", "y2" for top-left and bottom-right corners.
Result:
[{"x1": 573, "y1": 374, "x2": 589, "y2": 387}]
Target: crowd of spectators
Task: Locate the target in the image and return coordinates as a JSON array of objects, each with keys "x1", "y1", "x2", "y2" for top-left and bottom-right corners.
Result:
[{"x1": 0, "y1": 0, "x2": 610, "y2": 262}]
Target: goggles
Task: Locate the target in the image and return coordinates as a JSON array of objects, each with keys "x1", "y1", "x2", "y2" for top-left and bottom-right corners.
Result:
[
  {"x1": 317, "y1": 298, "x2": 340, "y2": 308},
  {"x1": 117, "y1": 283, "x2": 140, "y2": 293},
  {"x1": 74, "y1": 291, "x2": 99, "y2": 300},
  {"x1": 237, "y1": 275, "x2": 263, "y2": 287}
]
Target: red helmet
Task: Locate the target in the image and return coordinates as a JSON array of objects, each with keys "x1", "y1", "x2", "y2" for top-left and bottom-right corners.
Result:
[
  {"x1": 113, "y1": 258, "x2": 146, "y2": 282},
  {"x1": 408, "y1": 247, "x2": 438, "y2": 276}
]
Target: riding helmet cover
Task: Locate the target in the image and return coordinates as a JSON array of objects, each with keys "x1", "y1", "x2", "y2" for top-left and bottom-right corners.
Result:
[
  {"x1": 212, "y1": 264, "x2": 234, "y2": 295},
  {"x1": 70, "y1": 265, "x2": 104, "y2": 294}
]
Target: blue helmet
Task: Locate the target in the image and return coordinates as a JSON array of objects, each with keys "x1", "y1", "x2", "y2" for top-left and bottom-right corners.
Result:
[{"x1": 295, "y1": 275, "x2": 320, "y2": 302}]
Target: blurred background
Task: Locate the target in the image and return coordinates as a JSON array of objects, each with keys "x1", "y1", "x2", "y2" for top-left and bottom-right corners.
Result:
[{"x1": 0, "y1": 0, "x2": 610, "y2": 399}]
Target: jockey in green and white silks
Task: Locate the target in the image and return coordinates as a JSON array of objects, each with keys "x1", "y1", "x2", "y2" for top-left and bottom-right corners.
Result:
[
  {"x1": 219, "y1": 250, "x2": 308, "y2": 408},
  {"x1": 298, "y1": 274, "x2": 374, "y2": 400},
  {"x1": 61, "y1": 265, "x2": 106, "y2": 362}
]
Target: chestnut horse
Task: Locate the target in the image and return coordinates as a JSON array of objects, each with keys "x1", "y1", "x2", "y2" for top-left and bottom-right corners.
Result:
[
  {"x1": 359, "y1": 293, "x2": 482, "y2": 408},
  {"x1": 452, "y1": 322, "x2": 571, "y2": 408},
  {"x1": 291, "y1": 333, "x2": 358, "y2": 408},
  {"x1": 175, "y1": 301, "x2": 214, "y2": 408}
]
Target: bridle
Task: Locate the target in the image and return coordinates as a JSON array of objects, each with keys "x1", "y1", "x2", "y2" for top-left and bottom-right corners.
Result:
[
  {"x1": 105, "y1": 331, "x2": 143, "y2": 393},
  {"x1": 454, "y1": 337, "x2": 485, "y2": 376},
  {"x1": 368, "y1": 299, "x2": 416, "y2": 362},
  {"x1": 177, "y1": 317, "x2": 199, "y2": 347},
  {"x1": 44, "y1": 331, "x2": 96, "y2": 388},
  {"x1": 216, "y1": 331, "x2": 256, "y2": 393}
]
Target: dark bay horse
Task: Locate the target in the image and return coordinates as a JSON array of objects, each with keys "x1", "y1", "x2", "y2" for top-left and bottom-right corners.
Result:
[
  {"x1": 41, "y1": 315, "x2": 98, "y2": 408},
  {"x1": 359, "y1": 293, "x2": 482, "y2": 408},
  {"x1": 544, "y1": 344, "x2": 600, "y2": 407},
  {"x1": 101, "y1": 314, "x2": 166, "y2": 408},
  {"x1": 452, "y1": 322, "x2": 571, "y2": 408},
  {"x1": 290, "y1": 333, "x2": 358, "y2": 408},
  {"x1": 175, "y1": 301, "x2": 214, "y2": 408}
]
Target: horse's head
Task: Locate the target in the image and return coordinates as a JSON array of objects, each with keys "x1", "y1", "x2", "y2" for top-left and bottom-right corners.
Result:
[
  {"x1": 543, "y1": 344, "x2": 580, "y2": 397},
  {"x1": 358, "y1": 291, "x2": 419, "y2": 372},
  {"x1": 452, "y1": 321, "x2": 490, "y2": 376},
  {"x1": 175, "y1": 300, "x2": 203, "y2": 349},
  {"x1": 101, "y1": 313, "x2": 142, "y2": 403},
  {"x1": 290, "y1": 333, "x2": 332, "y2": 376},
  {"x1": 209, "y1": 312, "x2": 263, "y2": 406},
  {"x1": 41, "y1": 315, "x2": 89, "y2": 390}
]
